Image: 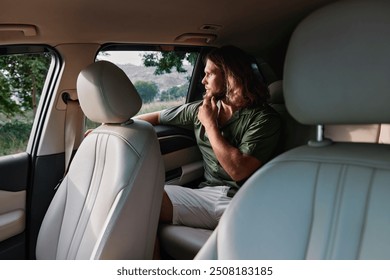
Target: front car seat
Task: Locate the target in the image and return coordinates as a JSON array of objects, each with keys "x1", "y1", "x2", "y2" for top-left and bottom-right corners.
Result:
[
  {"x1": 196, "y1": 0, "x2": 390, "y2": 259},
  {"x1": 36, "y1": 61, "x2": 164, "y2": 259}
]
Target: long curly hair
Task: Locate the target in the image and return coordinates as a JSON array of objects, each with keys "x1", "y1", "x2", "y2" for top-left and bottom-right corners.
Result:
[{"x1": 204, "y1": 45, "x2": 269, "y2": 108}]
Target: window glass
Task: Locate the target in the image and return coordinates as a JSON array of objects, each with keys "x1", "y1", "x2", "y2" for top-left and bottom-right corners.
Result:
[
  {"x1": 0, "y1": 52, "x2": 52, "y2": 156},
  {"x1": 96, "y1": 49, "x2": 198, "y2": 115}
]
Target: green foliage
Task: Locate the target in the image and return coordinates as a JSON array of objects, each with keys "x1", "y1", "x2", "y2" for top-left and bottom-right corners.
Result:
[
  {"x1": 0, "y1": 73, "x2": 19, "y2": 116},
  {"x1": 0, "y1": 53, "x2": 51, "y2": 117},
  {"x1": 0, "y1": 52, "x2": 51, "y2": 155},
  {"x1": 142, "y1": 51, "x2": 198, "y2": 75},
  {"x1": 160, "y1": 83, "x2": 189, "y2": 101},
  {"x1": 0, "y1": 120, "x2": 33, "y2": 156},
  {"x1": 133, "y1": 80, "x2": 159, "y2": 103}
]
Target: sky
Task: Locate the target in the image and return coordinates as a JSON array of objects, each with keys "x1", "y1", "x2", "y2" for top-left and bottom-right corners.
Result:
[
  {"x1": 96, "y1": 50, "x2": 192, "y2": 66},
  {"x1": 96, "y1": 51, "x2": 143, "y2": 66}
]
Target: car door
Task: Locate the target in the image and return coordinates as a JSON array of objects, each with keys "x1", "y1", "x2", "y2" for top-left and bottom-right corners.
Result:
[{"x1": 0, "y1": 45, "x2": 61, "y2": 259}]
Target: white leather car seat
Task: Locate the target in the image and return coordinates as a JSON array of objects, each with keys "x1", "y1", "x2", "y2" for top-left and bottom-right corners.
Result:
[
  {"x1": 36, "y1": 61, "x2": 165, "y2": 259},
  {"x1": 324, "y1": 124, "x2": 390, "y2": 144},
  {"x1": 196, "y1": 0, "x2": 390, "y2": 259},
  {"x1": 267, "y1": 80, "x2": 316, "y2": 153}
]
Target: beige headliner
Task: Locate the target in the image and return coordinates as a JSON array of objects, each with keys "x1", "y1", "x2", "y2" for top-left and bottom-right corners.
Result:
[{"x1": 1, "y1": 0, "x2": 334, "y2": 53}]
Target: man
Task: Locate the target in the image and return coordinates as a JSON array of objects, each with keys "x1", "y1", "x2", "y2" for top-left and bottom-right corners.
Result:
[{"x1": 138, "y1": 45, "x2": 281, "y2": 230}]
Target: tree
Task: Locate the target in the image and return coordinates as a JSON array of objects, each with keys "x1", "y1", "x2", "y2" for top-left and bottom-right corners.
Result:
[
  {"x1": 160, "y1": 83, "x2": 189, "y2": 101},
  {"x1": 142, "y1": 51, "x2": 198, "y2": 75},
  {"x1": 0, "y1": 73, "x2": 18, "y2": 117},
  {"x1": 0, "y1": 53, "x2": 51, "y2": 118},
  {"x1": 133, "y1": 80, "x2": 159, "y2": 103}
]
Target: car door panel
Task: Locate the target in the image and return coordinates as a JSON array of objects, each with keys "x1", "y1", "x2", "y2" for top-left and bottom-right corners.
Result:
[
  {"x1": 156, "y1": 125, "x2": 203, "y2": 186},
  {"x1": 0, "y1": 153, "x2": 29, "y2": 191},
  {"x1": 0, "y1": 190, "x2": 26, "y2": 242},
  {"x1": 0, "y1": 152, "x2": 29, "y2": 259},
  {"x1": 0, "y1": 152, "x2": 64, "y2": 259},
  {"x1": 26, "y1": 153, "x2": 64, "y2": 259},
  {"x1": 164, "y1": 149, "x2": 203, "y2": 185}
]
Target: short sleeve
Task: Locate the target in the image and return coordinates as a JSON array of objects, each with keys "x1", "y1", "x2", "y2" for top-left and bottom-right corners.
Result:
[
  {"x1": 159, "y1": 101, "x2": 202, "y2": 128},
  {"x1": 239, "y1": 111, "x2": 281, "y2": 163}
]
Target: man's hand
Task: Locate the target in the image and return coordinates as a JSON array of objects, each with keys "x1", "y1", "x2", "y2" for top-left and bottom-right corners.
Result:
[
  {"x1": 198, "y1": 96, "x2": 218, "y2": 130},
  {"x1": 198, "y1": 96, "x2": 262, "y2": 182}
]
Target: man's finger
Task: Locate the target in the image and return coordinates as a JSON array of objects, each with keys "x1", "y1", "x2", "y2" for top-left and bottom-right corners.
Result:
[
  {"x1": 210, "y1": 96, "x2": 217, "y2": 110},
  {"x1": 202, "y1": 96, "x2": 211, "y2": 107}
]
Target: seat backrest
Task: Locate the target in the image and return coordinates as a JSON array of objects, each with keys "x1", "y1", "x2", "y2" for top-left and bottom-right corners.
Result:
[
  {"x1": 268, "y1": 80, "x2": 316, "y2": 153},
  {"x1": 36, "y1": 61, "x2": 164, "y2": 259},
  {"x1": 324, "y1": 124, "x2": 390, "y2": 144},
  {"x1": 379, "y1": 124, "x2": 390, "y2": 144},
  {"x1": 196, "y1": 0, "x2": 390, "y2": 260}
]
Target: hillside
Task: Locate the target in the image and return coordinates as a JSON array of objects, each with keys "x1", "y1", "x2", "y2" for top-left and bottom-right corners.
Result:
[{"x1": 117, "y1": 63, "x2": 192, "y2": 92}]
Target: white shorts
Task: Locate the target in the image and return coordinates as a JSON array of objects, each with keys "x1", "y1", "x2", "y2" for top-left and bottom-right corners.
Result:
[{"x1": 164, "y1": 185, "x2": 232, "y2": 230}]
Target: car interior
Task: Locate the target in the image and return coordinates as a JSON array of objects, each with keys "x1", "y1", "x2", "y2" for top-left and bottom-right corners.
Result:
[{"x1": 0, "y1": 0, "x2": 389, "y2": 260}]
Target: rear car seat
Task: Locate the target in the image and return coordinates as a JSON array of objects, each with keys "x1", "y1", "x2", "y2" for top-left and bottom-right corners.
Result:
[
  {"x1": 325, "y1": 124, "x2": 390, "y2": 144},
  {"x1": 268, "y1": 80, "x2": 316, "y2": 154},
  {"x1": 380, "y1": 124, "x2": 390, "y2": 143},
  {"x1": 159, "y1": 79, "x2": 315, "y2": 259}
]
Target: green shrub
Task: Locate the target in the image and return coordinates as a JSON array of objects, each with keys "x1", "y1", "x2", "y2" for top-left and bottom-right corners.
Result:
[{"x1": 0, "y1": 120, "x2": 33, "y2": 156}]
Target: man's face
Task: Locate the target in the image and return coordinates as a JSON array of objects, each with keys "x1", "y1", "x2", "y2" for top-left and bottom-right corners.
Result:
[{"x1": 201, "y1": 59, "x2": 224, "y2": 99}]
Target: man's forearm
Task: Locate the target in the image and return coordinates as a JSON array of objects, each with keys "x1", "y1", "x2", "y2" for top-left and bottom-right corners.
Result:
[
  {"x1": 135, "y1": 111, "x2": 161, "y2": 125},
  {"x1": 205, "y1": 125, "x2": 262, "y2": 182}
]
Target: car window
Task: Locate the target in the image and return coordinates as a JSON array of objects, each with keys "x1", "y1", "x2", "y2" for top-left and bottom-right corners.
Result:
[
  {"x1": 96, "y1": 48, "x2": 199, "y2": 115},
  {"x1": 0, "y1": 50, "x2": 52, "y2": 156}
]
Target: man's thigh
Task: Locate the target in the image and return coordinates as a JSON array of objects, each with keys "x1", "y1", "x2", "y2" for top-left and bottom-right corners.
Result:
[{"x1": 165, "y1": 185, "x2": 231, "y2": 230}]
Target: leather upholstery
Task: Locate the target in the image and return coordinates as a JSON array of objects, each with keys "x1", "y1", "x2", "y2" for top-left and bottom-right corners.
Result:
[
  {"x1": 159, "y1": 224, "x2": 212, "y2": 260},
  {"x1": 197, "y1": 143, "x2": 390, "y2": 259},
  {"x1": 268, "y1": 80, "x2": 283, "y2": 104},
  {"x1": 284, "y1": 0, "x2": 390, "y2": 125},
  {"x1": 36, "y1": 61, "x2": 164, "y2": 259},
  {"x1": 325, "y1": 124, "x2": 390, "y2": 144},
  {"x1": 77, "y1": 61, "x2": 142, "y2": 124},
  {"x1": 268, "y1": 80, "x2": 316, "y2": 152},
  {"x1": 196, "y1": 0, "x2": 390, "y2": 260}
]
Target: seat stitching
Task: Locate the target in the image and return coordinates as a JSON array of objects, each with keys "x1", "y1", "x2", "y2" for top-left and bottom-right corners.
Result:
[
  {"x1": 61, "y1": 136, "x2": 99, "y2": 259},
  {"x1": 270, "y1": 156, "x2": 390, "y2": 171},
  {"x1": 326, "y1": 164, "x2": 347, "y2": 259},
  {"x1": 93, "y1": 130, "x2": 141, "y2": 158},
  {"x1": 357, "y1": 168, "x2": 376, "y2": 259},
  {"x1": 90, "y1": 134, "x2": 154, "y2": 258},
  {"x1": 66, "y1": 133, "x2": 108, "y2": 259},
  {"x1": 304, "y1": 163, "x2": 320, "y2": 259},
  {"x1": 55, "y1": 179, "x2": 68, "y2": 259}
]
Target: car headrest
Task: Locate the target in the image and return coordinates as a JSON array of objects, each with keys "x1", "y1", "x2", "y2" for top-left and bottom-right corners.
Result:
[
  {"x1": 284, "y1": 0, "x2": 390, "y2": 125},
  {"x1": 77, "y1": 61, "x2": 142, "y2": 124},
  {"x1": 268, "y1": 80, "x2": 284, "y2": 104}
]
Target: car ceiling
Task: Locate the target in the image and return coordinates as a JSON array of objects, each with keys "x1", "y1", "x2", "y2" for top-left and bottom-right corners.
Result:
[{"x1": 1, "y1": 0, "x2": 336, "y2": 73}]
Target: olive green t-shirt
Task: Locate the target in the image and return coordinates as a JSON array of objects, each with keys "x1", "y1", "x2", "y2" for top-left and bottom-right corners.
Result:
[{"x1": 160, "y1": 100, "x2": 281, "y2": 189}]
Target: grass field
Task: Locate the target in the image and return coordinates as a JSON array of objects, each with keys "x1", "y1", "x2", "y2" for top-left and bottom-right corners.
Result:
[{"x1": 137, "y1": 99, "x2": 184, "y2": 115}]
